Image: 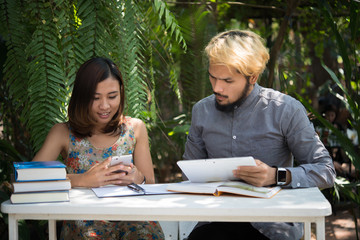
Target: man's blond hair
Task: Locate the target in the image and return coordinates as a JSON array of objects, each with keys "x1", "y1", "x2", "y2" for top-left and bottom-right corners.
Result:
[{"x1": 205, "y1": 30, "x2": 269, "y2": 77}]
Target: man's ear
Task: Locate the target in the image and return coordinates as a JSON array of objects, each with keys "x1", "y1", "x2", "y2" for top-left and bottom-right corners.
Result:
[{"x1": 249, "y1": 75, "x2": 258, "y2": 84}]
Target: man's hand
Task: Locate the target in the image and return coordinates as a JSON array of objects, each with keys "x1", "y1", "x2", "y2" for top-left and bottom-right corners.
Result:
[{"x1": 232, "y1": 159, "x2": 276, "y2": 187}]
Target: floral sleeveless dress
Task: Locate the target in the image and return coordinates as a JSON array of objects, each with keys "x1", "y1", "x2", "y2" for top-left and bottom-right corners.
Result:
[{"x1": 60, "y1": 120, "x2": 164, "y2": 240}]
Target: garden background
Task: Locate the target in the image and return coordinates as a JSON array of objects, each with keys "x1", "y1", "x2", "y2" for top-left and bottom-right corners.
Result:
[{"x1": 0, "y1": 0, "x2": 359, "y2": 239}]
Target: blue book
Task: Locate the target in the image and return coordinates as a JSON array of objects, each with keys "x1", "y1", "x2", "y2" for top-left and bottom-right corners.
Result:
[{"x1": 13, "y1": 161, "x2": 67, "y2": 182}]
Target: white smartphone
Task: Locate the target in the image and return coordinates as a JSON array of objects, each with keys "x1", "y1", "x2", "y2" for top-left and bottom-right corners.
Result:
[
  {"x1": 110, "y1": 154, "x2": 133, "y2": 167},
  {"x1": 109, "y1": 154, "x2": 133, "y2": 174}
]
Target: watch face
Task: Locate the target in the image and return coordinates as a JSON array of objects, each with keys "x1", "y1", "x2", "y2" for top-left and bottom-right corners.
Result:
[{"x1": 278, "y1": 169, "x2": 287, "y2": 183}]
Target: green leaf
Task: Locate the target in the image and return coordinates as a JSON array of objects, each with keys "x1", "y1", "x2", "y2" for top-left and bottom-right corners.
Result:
[{"x1": 297, "y1": 94, "x2": 360, "y2": 170}]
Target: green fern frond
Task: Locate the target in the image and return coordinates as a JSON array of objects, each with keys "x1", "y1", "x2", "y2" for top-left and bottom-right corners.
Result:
[
  {"x1": 24, "y1": 5, "x2": 67, "y2": 151},
  {"x1": 53, "y1": 0, "x2": 82, "y2": 110},
  {"x1": 152, "y1": 0, "x2": 187, "y2": 51},
  {"x1": 1, "y1": 0, "x2": 30, "y2": 109},
  {"x1": 75, "y1": 0, "x2": 97, "y2": 61},
  {"x1": 169, "y1": 64, "x2": 182, "y2": 102},
  {"x1": 76, "y1": 0, "x2": 114, "y2": 60},
  {"x1": 114, "y1": 0, "x2": 149, "y2": 119},
  {"x1": 146, "y1": 42, "x2": 158, "y2": 122},
  {"x1": 137, "y1": 0, "x2": 187, "y2": 106},
  {"x1": 176, "y1": 5, "x2": 213, "y2": 111},
  {"x1": 1, "y1": 0, "x2": 188, "y2": 157}
]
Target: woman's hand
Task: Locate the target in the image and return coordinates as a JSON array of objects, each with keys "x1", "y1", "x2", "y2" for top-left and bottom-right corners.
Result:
[
  {"x1": 108, "y1": 163, "x2": 145, "y2": 186},
  {"x1": 83, "y1": 158, "x2": 124, "y2": 187},
  {"x1": 69, "y1": 157, "x2": 143, "y2": 188}
]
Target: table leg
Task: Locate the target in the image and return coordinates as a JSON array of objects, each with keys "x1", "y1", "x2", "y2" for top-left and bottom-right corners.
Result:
[
  {"x1": 304, "y1": 222, "x2": 311, "y2": 240},
  {"x1": 8, "y1": 214, "x2": 19, "y2": 240},
  {"x1": 49, "y1": 220, "x2": 57, "y2": 240},
  {"x1": 316, "y1": 217, "x2": 326, "y2": 240}
]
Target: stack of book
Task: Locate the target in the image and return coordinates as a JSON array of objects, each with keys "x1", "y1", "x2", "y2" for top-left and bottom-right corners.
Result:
[{"x1": 10, "y1": 161, "x2": 71, "y2": 204}]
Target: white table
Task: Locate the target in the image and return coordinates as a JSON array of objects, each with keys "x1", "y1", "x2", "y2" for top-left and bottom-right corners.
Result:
[{"x1": 1, "y1": 187, "x2": 331, "y2": 240}]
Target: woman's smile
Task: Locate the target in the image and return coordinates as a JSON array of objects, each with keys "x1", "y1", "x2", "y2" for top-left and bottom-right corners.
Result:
[{"x1": 91, "y1": 77, "x2": 121, "y2": 125}]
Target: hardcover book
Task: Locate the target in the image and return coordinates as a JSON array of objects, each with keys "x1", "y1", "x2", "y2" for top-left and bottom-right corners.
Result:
[
  {"x1": 10, "y1": 190, "x2": 70, "y2": 204},
  {"x1": 12, "y1": 178, "x2": 71, "y2": 193},
  {"x1": 166, "y1": 181, "x2": 281, "y2": 199},
  {"x1": 13, "y1": 161, "x2": 67, "y2": 182}
]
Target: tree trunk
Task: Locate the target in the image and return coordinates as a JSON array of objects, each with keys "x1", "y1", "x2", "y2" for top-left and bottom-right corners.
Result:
[{"x1": 267, "y1": 0, "x2": 300, "y2": 88}]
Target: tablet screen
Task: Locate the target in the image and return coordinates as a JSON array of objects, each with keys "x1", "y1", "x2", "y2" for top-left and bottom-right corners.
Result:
[{"x1": 177, "y1": 157, "x2": 256, "y2": 183}]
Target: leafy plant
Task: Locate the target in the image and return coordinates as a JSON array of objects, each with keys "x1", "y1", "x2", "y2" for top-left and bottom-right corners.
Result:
[
  {"x1": 297, "y1": 0, "x2": 359, "y2": 238},
  {"x1": 320, "y1": 0, "x2": 360, "y2": 188},
  {"x1": 0, "y1": 0, "x2": 187, "y2": 238},
  {"x1": 0, "y1": 0, "x2": 186, "y2": 155}
]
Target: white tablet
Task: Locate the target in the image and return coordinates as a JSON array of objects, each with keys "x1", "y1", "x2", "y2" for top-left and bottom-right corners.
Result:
[{"x1": 177, "y1": 157, "x2": 256, "y2": 183}]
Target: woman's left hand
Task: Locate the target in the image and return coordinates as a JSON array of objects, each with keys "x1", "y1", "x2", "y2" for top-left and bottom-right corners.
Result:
[{"x1": 109, "y1": 163, "x2": 144, "y2": 185}]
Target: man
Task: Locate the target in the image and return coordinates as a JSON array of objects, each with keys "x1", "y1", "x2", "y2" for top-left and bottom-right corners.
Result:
[{"x1": 183, "y1": 30, "x2": 336, "y2": 240}]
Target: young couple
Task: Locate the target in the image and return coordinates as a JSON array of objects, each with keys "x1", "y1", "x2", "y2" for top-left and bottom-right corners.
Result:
[{"x1": 33, "y1": 29, "x2": 335, "y2": 240}]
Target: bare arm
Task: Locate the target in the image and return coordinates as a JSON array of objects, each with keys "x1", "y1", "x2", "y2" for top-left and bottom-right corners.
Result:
[
  {"x1": 32, "y1": 123, "x2": 130, "y2": 188},
  {"x1": 69, "y1": 157, "x2": 131, "y2": 187},
  {"x1": 32, "y1": 123, "x2": 69, "y2": 162},
  {"x1": 131, "y1": 118, "x2": 156, "y2": 184},
  {"x1": 98, "y1": 118, "x2": 156, "y2": 186}
]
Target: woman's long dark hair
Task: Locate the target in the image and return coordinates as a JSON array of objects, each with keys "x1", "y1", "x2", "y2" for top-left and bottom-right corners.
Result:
[{"x1": 68, "y1": 57, "x2": 125, "y2": 138}]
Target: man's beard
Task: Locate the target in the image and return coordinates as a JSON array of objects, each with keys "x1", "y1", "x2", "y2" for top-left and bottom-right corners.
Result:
[{"x1": 215, "y1": 80, "x2": 251, "y2": 112}]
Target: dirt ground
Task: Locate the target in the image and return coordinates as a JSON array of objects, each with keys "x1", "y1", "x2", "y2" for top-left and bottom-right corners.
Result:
[{"x1": 311, "y1": 207, "x2": 359, "y2": 240}]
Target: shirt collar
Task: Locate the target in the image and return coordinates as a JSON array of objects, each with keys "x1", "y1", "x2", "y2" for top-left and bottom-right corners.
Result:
[{"x1": 234, "y1": 83, "x2": 260, "y2": 111}]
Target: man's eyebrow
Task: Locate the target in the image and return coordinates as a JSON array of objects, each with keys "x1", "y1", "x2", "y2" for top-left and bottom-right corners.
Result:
[{"x1": 208, "y1": 71, "x2": 232, "y2": 81}]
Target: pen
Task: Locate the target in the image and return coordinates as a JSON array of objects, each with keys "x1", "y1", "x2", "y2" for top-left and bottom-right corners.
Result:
[{"x1": 127, "y1": 183, "x2": 146, "y2": 193}]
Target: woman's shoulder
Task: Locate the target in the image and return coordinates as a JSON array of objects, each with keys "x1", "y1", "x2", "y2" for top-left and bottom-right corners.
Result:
[
  {"x1": 44, "y1": 123, "x2": 69, "y2": 147},
  {"x1": 123, "y1": 116, "x2": 144, "y2": 127},
  {"x1": 52, "y1": 122, "x2": 69, "y2": 130},
  {"x1": 123, "y1": 117, "x2": 146, "y2": 135},
  {"x1": 49, "y1": 123, "x2": 69, "y2": 135}
]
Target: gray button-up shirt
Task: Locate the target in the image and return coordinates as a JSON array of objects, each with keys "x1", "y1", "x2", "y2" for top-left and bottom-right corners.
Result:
[{"x1": 183, "y1": 83, "x2": 336, "y2": 239}]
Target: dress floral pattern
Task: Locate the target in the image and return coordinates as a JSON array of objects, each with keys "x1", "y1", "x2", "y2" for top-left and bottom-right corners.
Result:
[{"x1": 60, "y1": 119, "x2": 164, "y2": 240}]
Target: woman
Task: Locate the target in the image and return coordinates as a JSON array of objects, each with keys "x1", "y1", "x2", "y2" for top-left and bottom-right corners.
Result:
[{"x1": 32, "y1": 57, "x2": 164, "y2": 239}]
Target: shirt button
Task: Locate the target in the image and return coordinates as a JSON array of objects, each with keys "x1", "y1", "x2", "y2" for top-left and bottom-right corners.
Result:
[{"x1": 232, "y1": 136, "x2": 236, "y2": 139}]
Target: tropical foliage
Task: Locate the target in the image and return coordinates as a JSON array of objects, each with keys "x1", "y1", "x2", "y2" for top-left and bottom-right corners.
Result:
[
  {"x1": 0, "y1": 1, "x2": 186, "y2": 237},
  {"x1": 0, "y1": 0, "x2": 185, "y2": 159},
  {"x1": 297, "y1": 1, "x2": 360, "y2": 237},
  {"x1": 1, "y1": 0, "x2": 360, "y2": 239}
]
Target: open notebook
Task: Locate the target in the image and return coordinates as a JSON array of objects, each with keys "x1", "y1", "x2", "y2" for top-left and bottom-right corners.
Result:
[
  {"x1": 92, "y1": 183, "x2": 178, "y2": 197},
  {"x1": 177, "y1": 157, "x2": 256, "y2": 183},
  {"x1": 166, "y1": 181, "x2": 281, "y2": 199}
]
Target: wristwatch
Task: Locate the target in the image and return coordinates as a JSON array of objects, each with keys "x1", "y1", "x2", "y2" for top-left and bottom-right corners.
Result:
[{"x1": 276, "y1": 167, "x2": 287, "y2": 186}]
